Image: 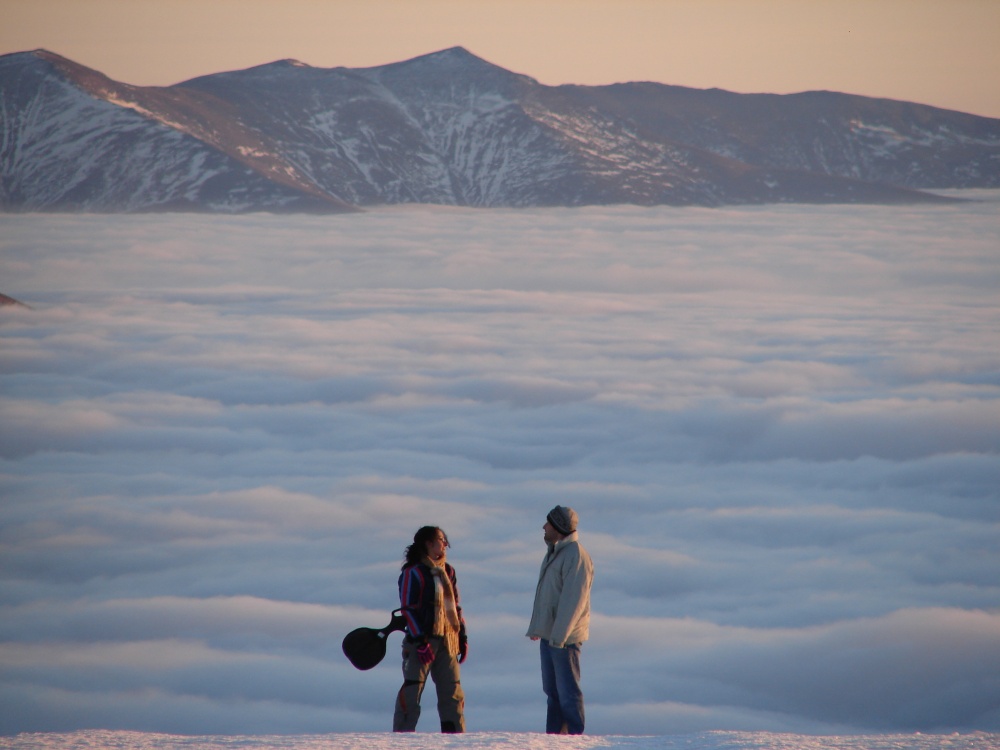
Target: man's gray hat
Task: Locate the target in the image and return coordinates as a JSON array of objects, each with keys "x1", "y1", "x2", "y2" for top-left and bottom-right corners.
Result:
[{"x1": 547, "y1": 505, "x2": 578, "y2": 536}]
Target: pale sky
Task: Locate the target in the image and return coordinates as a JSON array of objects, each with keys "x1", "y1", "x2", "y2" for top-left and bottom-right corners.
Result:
[{"x1": 3, "y1": 0, "x2": 1000, "y2": 118}]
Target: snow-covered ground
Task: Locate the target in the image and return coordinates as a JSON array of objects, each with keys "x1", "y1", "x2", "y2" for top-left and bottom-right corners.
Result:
[{"x1": 3, "y1": 731, "x2": 998, "y2": 750}]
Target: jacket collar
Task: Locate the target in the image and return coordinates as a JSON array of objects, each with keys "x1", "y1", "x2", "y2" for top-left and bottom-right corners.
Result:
[{"x1": 547, "y1": 530, "x2": 579, "y2": 555}]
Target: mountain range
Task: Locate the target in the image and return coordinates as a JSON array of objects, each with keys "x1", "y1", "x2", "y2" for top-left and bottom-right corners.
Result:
[{"x1": 2, "y1": 47, "x2": 999, "y2": 213}]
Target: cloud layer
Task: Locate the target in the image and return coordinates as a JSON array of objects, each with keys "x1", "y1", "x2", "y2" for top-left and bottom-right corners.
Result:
[{"x1": 1, "y1": 198, "x2": 998, "y2": 735}]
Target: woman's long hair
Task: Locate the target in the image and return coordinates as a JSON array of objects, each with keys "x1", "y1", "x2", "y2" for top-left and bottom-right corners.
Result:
[{"x1": 402, "y1": 526, "x2": 449, "y2": 570}]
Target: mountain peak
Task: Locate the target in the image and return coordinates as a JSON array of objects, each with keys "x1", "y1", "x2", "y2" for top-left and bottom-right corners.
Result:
[
  {"x1": 376, "y1": 46, "x2": 522, "y2": 75},
  {"x1": 0, "y1": 48, "x2": 124, "y2": 99},
  {"x1": 392, "y1": 46, "x2": 485, "y2": 66},
  {"x1": 369, "y1": 46, "x2": 538, "y2": 91},
  {"x1": 1, "y1": 48, "x2": 78, "y2": 71},
  {"x1": 260, "y1": 58, "x2": 312, "y2": 70},
  {"x1": 425, "y1": 46, "x2": 480, "y2": 62}
]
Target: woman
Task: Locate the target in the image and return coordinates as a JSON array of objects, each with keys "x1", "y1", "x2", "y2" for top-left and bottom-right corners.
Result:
[{"x1": 393, "y1": 526, "x2": 468, "y2": 733}]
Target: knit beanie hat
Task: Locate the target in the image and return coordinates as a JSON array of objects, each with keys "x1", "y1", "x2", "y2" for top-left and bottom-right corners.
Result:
[{"x1": 547, "y1": 505, "x2": 578, "y2": 536}]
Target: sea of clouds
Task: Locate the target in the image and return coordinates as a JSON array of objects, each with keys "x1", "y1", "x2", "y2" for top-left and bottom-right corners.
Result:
[{"x1": 1, "y1": 196, "x2": 998, "y2": 739}]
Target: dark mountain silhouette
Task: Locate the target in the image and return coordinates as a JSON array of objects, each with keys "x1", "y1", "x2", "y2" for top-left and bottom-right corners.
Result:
[{"x1": 0, "y1": 293, "x2": 31, "y2": 309}]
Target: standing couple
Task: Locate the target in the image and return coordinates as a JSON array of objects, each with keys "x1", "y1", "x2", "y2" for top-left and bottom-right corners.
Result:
[{"x1": 392, "y1": 505, "x2": 595, "y2": 735}]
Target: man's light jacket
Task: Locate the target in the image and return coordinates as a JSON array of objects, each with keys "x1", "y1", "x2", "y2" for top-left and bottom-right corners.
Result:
[{"x1": 526, "y1": 532, "x2": 594, "y2": 648}]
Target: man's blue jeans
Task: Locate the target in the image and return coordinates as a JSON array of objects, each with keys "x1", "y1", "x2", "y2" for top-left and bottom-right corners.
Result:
[{"x1": 539, "y1": 639, "x2": 584, "y2": 734}]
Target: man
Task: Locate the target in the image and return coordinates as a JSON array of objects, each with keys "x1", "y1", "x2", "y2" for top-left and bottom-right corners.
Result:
[{"x1": 526, "y1": 505, "x2": 594, "y2": 734}]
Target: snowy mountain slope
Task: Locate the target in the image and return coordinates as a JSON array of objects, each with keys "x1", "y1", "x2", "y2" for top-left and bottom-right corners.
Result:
[
  {"x1": 0, "y1": 51, "x2": 354, "y2": 213},
  {"x1": 569, "y1": 83, "x2": 1000, "y2": 189},
  {"x1": 175, "y1": 58, "x2": 464, "y2": 206},
  {"x1": 3, "y1": 47, "x2": 998, "y2": 212},
  {"x1": 177, "y1": 48, "x2": 957, "y2": 208},
  {"x1": 176, "y1": 48, "x2": 618, "y2": 207}
]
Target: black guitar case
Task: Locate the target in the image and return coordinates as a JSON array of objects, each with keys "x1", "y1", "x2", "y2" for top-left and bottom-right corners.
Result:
[{"x1": 342, "y1": 609, "x2": 408, "y2": 670}]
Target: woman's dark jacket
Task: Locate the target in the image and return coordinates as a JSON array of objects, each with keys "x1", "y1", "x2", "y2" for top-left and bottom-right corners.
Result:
[{"x1": 398, "y1": 561, "x2": 464, "y2": 642}]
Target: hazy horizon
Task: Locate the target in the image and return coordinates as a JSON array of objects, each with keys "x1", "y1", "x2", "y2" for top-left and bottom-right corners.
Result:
[{"x1": 3, "y1": 0, "x2": 999, "y2": 119}]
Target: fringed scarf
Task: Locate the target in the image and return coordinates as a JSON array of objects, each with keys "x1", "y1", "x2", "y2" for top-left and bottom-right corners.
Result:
[{"x1": 424, "y1": 556, "x2": 462, "y2": 656}]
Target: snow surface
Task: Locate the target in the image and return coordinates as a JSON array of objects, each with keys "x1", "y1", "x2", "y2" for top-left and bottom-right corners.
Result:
[{"x1": 2, "y1": 731, "x2": 997, "y2": 750}]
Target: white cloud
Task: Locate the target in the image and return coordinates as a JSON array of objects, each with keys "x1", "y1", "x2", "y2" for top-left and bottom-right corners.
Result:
[{"x1": 1, "y1": 196, "x2": 998, "y2": 736}]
